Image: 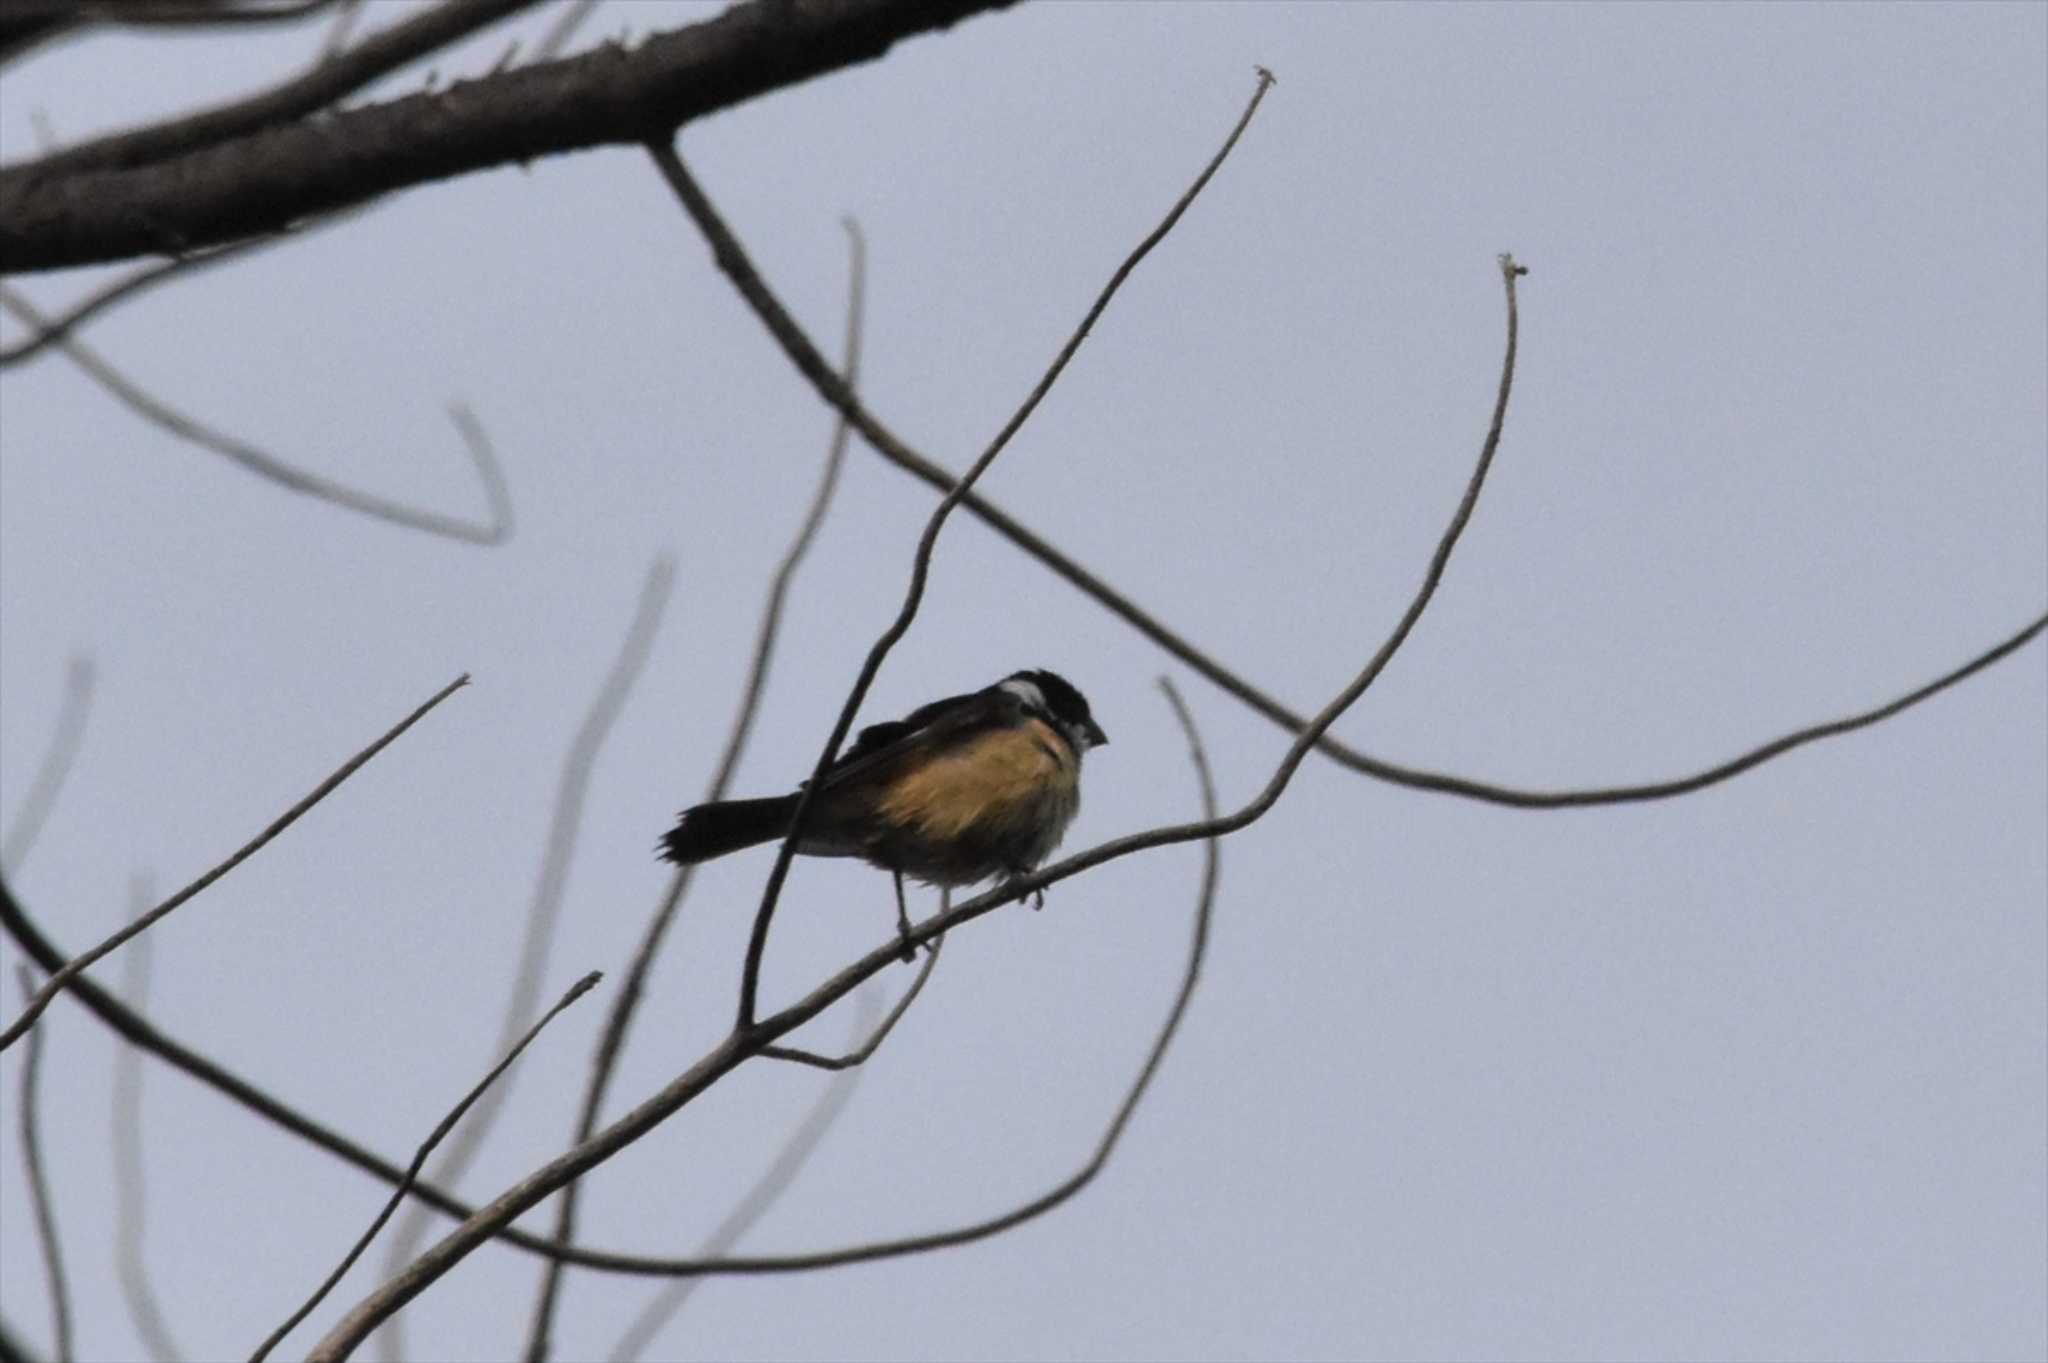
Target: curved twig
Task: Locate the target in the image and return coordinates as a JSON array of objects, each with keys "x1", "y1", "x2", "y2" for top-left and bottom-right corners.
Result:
[
  {"x1": 759, "y1": 929, "x2": 942, "y2": 1071},
  {"x1": 604, "y1": 982, "x2": 878, "y2": 1361},
  {"x1": 0, "y1": 286, "x2": 514, "y2": 544},
  {"x1": 111, "y1": 875, "x2": 185, "y2": 1363},
  {"x1": 658, "y1": 75, "x2": 2047, "y2": 815},
  {"x1": 249, "y1": 971, "x2": 601, "y2": 1363},
  {"x1": 13, "y1": 965, "x2": 72, "y2": 1363},
  {"x1": 380, "y1": 558, "x2": 673, "y2": 1361},
  {"x1": 646, "y1": 678, "x2": 1217, "y2": 1280},
  {"x1": 0, "y1": 673, "x2": 469, "y2": 1052},
  {"x1": 0, "y1": 207, "x2": 364, "y2": 369},
  {"x1": 521, "y1": 217, "x2": 867, "y2": 1362},
  {"x1": 682, "y1": 65, "x2": 1276, "y2": 1028},
  {"x1": 0, "y1": 656, "x2": 92, "y2": 875},
  {"x1": 299, "y1": 250, "x2": 1514, "y2": 1358}
]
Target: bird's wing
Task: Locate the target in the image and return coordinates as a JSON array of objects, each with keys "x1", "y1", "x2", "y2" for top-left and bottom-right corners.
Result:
[{"x1": 816, "y1": 687, "x2": 1013, "y2": 791}]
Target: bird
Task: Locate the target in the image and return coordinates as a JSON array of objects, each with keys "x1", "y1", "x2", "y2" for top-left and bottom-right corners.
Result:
[{"x1": 660, "y1": 668, "x2": 1108, "y2": 955}]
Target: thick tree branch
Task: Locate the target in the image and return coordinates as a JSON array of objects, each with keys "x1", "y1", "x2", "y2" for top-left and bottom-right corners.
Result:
[
  {"x1": 14, "y1": 0, "x2": 539, "y2": 179},
  {"x1": 0, "y1": 0, "x2": 1017, "y2": 273}
]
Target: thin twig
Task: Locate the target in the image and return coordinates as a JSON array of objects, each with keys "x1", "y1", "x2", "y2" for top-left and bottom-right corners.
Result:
[
  {"x1": 0, "y1": 208, "x2": 366, "y2": 369},
  {"x1": 606, "y1": 988, "x2": 883, "y2": 1363},
  {"x1": 248, "y1": 971, "x2": 602, "y2": 1363},
  {"x1": 0, "y1": 673, "x2": 469, "y2": 1052},
  {"x1": 668, "y1": 65, "x2": 1276, "y2": 1029},
  {"x1": 0, "y1": 656, "x2": 92, "y2": 876},
  {"x1": 381, "y1": 559, "x2": 673, "y2": 1362},
  {"x1": 520, "y1": 216, "x2": 867, "y2": 1363},
  {"x1": 531, "y1": 0, "x2": 599, "y2": 62},
  {"x1": 300, "y1": 248, "x2": 1512, "y2": 1358},
  {"x1": 13, "y1": 965, "x2": 72, "y2": 1363},
  {"x1": 684, "y1": 679, "x2": 1220, "y2": 1276},
  {"x1": 0, "y1": 287, "x2": 514, "y2": 545},
  {"x1": 112, "y1": 875, "x2": 184, "y2": 1363},
  {"x1": 315, "y1": 0, "x2": 365, "y2": 62},
  {"x1": 759, "y1": 930, "x2": 942, "y2": 1071},
  {"x1": 658, "y1": 72, "x2": 2047, "y2": 815}
]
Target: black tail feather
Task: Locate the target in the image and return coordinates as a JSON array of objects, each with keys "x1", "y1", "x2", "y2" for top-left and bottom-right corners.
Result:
[{"x1": 659, "y1": 794, "x2": 800, "y2": 865}]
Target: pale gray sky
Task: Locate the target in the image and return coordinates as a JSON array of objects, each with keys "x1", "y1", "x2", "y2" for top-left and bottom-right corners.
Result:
[{"x1": 2, "y1": 4, "x2": 2044, "y2": 1361}]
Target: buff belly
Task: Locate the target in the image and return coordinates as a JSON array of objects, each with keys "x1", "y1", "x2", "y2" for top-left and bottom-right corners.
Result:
[{"x1": 860, "y1": 721, "x2": 1081, "y2": 886}]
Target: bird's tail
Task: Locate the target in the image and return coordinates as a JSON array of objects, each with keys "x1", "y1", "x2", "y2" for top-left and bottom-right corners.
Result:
[{"x1": 659, "y1": 793, "x2": 800, "y2": 865}]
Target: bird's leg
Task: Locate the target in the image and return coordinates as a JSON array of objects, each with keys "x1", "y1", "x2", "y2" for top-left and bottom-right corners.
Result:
[
  {"x1": 1007, "y1": 867, "x2": 1046, "y2": 911},
  {"x1": 892, "y1": 870, "x2": 917, "y2": 963}
]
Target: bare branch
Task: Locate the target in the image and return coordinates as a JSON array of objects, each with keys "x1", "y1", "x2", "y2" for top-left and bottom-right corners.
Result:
[
  {"x1": 521, "y1": 216, "x2": 867, "y2": 1360},
  {"x1": 383, "y1": 559, "x2": 674, "y2": 1361},
  {"x1": 0, "y1": 656, "x2": 92, "y2": 876},
  {"x1": 606, "y1": 990, "x2": 882, "y2": 1363},
  {"x1": 12, "y1": 0, "x2": 540, "y2": 178},
  {"x1": 759, "y1": 930, "x2": 941, "y2": 1072},
  {"x1": 0, "y1": 0, "x2": 1019, "y2": 271},
  {"x1": 687, "y1": 64, "x2": 1276, "y2": 1028},
  {"x1": 12, "y1": 965, "x2": 72, "y2": 1363},
  {"x1": 300, "y1": 249, "x2": 1514, "y2": 1354},
  {"x1": 0, "y1": 287, "x2": 514, "y2": 544},
  {"x1": 249, "y1": 971, "x2": 602, "y2": 1363},
  {"x1": 111, "y1": 875, "x2": 184, "y2": 1363},
  {"x1": 0, "y1": 673, "x2": 469, "y2": 1052},
  {"x1": 652, "y1": 679, "x2": 1219, "y2": 1279},
  {"x1": 656, "y1": 86, "x2": 2046, "y2": 820}
]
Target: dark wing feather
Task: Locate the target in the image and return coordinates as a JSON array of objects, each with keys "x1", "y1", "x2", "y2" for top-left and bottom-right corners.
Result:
[{"x1": 819, "y1": 688, "x2": 1014, "y2": 790}]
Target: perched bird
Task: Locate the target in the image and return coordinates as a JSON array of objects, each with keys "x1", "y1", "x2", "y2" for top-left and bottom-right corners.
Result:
[{"x1": 661, "y1": 669, "x2": 1108, "y2": 952}]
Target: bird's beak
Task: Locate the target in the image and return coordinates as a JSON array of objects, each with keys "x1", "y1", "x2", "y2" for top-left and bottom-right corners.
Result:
[{"x1": 1084, "y1": 719, "x2": 1109, "y2": 748}]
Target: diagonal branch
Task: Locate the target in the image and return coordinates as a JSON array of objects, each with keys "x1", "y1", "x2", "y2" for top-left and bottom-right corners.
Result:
[
  {"x1": 652, "y1": 78, "x2": 2045, "y2": 816},
  {"x1": 604, "y1": 986, "x2": 881, "y2": 1362},
  {"x1": 300, "y1": 250, "x2": 1517, "y2": 1356},
  {"x1": 248, "y1": 971, "x2": 602, "y2": 1363},
  {"x1": 0, "y1": 656, "x2": 93, "y2": 876},
  {"x1": 759, "y1": 930, "x2": 942, "y2": 1071},
  {"x1": 0, "y1": 0, "x2": 1019, "y2": 272},
  {"x1": 0, "y1": 673, "x2": 469, "y2": 1052},
  {"x1": 521, "y1": 216, "x2": 868, "y2": 1362},
  {"x1": 384, "y1": 557, "x2": 673, "y2": 1362},
  {"x1": 636, "y1": 678, "x2": 1217, "y2": 1281},
  {"x1": 12, "y1": 965, "x2": 72, "y2": 1363},
  {"x1": 0, "y1": 206, "x2": 365, "y2": 369},
  {"x1": 111, "y1": 875, "x2": 185, "y2": 1363},
  {"x1": 0, "y1": 287, "x2": 514, "y2": 545},
  {"x1": 690, "y1": 65, "x2": 1276, "y2": 1029}
]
